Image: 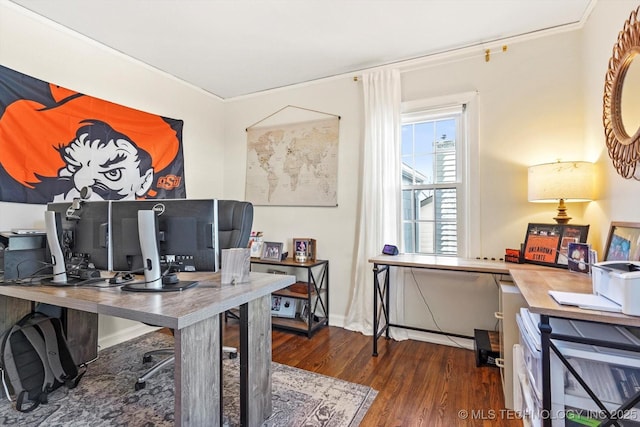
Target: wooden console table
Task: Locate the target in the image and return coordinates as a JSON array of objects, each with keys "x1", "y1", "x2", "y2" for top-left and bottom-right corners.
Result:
[
  {"x1": 251, "y1": 258, "x2": 329, "y2": 337},
  {"x1": 0, "y1": 271, "x2": 294, "y2": 426},
  {"x1": 368, "y1": 254, "x2": 530, "y2": 356}
]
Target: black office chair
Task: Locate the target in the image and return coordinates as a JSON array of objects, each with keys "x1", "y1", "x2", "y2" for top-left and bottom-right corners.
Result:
[{"x1": 134, "y1": 200, "x2": 254, "y2": 391}]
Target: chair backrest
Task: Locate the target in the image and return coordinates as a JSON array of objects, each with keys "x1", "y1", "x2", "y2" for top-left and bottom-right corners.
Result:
[{"x1": 217, "y1": 200, "x2": 254, "y2": 250}]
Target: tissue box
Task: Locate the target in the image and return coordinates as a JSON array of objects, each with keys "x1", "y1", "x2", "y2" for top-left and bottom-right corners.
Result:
[{"x1": 592, "y1": 261, "x2": 640, "y2": 316}]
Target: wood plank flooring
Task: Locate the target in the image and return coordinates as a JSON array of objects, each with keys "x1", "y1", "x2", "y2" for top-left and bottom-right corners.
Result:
[{"x1": 223, "y1": 322, "x2": 524, "y2": 427}]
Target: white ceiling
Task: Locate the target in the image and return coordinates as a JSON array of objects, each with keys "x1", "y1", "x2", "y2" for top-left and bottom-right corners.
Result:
[{"x1": 10, "y1": 0, "x2": 595, "y2": 99}]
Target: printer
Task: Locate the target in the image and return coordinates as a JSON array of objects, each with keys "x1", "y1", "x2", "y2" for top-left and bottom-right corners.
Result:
[{"x1": 592, "y1": 260, "x2": 640, "y2": 316}]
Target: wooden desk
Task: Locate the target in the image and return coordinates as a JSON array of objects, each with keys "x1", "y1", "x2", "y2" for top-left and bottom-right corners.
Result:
[
  {"x1": 0, "y1": 271, "x2": 294, "y2": 426},
  {"x1": 510, "y1": 269, "x2": 640, "y2": 427},
  {"x1": 368, "y1": 254, "x2": 543, "y2": 356}
]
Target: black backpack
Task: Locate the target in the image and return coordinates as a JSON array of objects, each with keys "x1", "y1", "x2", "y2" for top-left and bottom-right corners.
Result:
[{"x1": 0, "y1": 312, "x2": 85, "y2": 412}]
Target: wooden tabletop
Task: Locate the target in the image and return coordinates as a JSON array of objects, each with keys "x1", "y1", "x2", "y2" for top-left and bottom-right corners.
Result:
[
  {"x1": 369, "y1": 253, "x2": 640, "y2": 327},
  {"x1": 0, "y1": 271, "x2": 295, "y2": 330},
  {"x1": 509, "y1": 268, "x2": 640, "y2": 327},
  {"x1": 369, "y1": 254, "x2": 542, "y2": 275}
]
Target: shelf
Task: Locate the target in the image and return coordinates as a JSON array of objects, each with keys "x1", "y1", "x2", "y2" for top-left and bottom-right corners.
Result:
[
  {"x1": 251, "y1": 257, "x2": 329, "y2": 338},
  {"x1": 250, "y1": 258, "x2": 327, "y2": 268},
  {"x1": 272, "y1": 314, "x2": 328, "y2": 334},
  {"x1": 272, "y1": 281, "x2": 323, "y2": 299}
]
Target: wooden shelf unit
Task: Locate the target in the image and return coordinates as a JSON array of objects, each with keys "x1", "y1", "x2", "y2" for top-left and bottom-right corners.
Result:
[{"x1": 251, "y1": 258, "x2": 329, "y2": 337}]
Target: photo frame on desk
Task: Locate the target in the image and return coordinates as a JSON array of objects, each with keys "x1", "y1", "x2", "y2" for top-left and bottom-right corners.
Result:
[
  {"x1": 522, "y1": 223, "x2": 589, "y2": 268},
  {"x1": 604, "y1": 221, "x2": 640, "y2": 261},
  {"x1": 260, "y1": 241, "x2": 283, "y2": 261}
]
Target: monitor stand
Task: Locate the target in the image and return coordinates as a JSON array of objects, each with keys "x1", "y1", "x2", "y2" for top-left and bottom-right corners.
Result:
[
  {"x1": 120, "y1": 210, "x2": 199, "y2": 293},
  {"x1": 121, "y1": 280, "x2": 198, "y2": 292},
  {"x1": 40, "y1": 276, "x2": 84, "y2": 287}
]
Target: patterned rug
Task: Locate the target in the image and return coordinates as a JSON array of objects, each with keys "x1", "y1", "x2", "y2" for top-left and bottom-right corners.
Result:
[{"x1": 0, "y1": 332, "x2": 377, "y2": 426}]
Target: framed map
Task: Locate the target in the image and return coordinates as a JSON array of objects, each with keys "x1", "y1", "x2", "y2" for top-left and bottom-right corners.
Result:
[{"x1": 245, "y1": 117, "x2": 339, "y2": 206}]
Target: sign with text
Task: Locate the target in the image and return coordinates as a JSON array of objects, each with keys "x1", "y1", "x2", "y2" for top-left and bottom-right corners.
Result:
[{"x1": 522, "y1": 223, "x2": 590, "y2": 269}]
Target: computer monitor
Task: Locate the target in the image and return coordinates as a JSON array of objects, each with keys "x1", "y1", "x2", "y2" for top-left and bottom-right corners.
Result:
[
  {"x1": 46, "y1": 201, "x2": 111, "y2": 271},
  {"x1": 110, "y1": 199, "x2": 219, "y2": 274}
]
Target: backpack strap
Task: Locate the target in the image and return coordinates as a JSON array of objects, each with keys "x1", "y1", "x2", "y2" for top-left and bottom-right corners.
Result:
[
  {"x1": 20, "y1": 325, "x2": 55, "y2": 392},
  {"x1": 35, "y1": 319, "x2": 68, "y2": 383},
  {"x1": 4, "y1": 320, "x2": 51, "y2": 412},
  {"x1": 1, "y1": 324, "x2": 23, "y2": 400},
  {"x1": 16, "y1": 389, "x2": 43, "y2": 413}
]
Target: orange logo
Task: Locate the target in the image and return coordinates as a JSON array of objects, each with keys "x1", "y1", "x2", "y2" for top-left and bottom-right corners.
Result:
[{"x1": 157, "y1": 174, "x2": 182, "y2": 190}]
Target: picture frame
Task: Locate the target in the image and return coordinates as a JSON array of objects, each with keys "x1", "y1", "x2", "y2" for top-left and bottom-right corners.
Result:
[
  {"x1": 260, "y1": 241, "x2": 283, "y2": 261},
  {"x1": 248, "y1": 231, "x2": 264, "y2": 258},
  {"x1": 292, "y1": 238, "x2": 316, "y2": 260},
  {"x1": 567, "y1": 242, "x2": 591, "y2": 274},
  {"x1": 250, "y1": 240, "x2": 263, "y2": 258},
  {"x1": 271, "y1": 296, "x2": 297, "y2": 318},
  {"x1": 300, "y1": 302, "x2": 310, "y2": 325},
  {"x1": 522, "y1": 223, "x2": 589, "y2": 269},
  {"x1": 604, "y1": 221, "x2": 640, "y2": 261}
]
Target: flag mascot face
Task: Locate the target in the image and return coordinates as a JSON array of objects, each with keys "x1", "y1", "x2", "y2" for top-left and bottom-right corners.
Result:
[
  {"x1": 0, "y1": 83, "x2": 181, "y2": 203},
  {"x1": 56, "y1": 120, "x2": 154, "y2": 201}
]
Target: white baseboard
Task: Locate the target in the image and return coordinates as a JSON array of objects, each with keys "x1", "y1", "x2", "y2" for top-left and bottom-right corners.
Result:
[
  {"x1": 98, "y1": 323, "x2": 160, "y2": 351},
  {"x1": 329, "y1": 314, "x2": 474, "y2": 350},
  {"x1": 98, "y1": 315, "x2": 474, "y2": 352},
  {"x1": 406, "y1": 330, "x2": 474, "y2": 350}
]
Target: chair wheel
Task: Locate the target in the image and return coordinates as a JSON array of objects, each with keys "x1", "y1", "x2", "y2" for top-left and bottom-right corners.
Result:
[
  {"x1": 229, "y1": 352, "x2": 238, "y2": 359},
  {"x1": 135, "y1": 381, "x2": 146, "y2": 391},
  {"x1": 142, "y1": 355, "x2": 153, "y2": 363}
]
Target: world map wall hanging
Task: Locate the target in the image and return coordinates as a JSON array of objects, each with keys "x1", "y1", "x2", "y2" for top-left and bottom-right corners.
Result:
[{"x1": 245, "y1": 105, "x2": 340, "y2": 207}]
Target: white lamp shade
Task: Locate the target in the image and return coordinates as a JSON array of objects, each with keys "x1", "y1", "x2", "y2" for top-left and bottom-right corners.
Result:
[{"x1": 528, "y1": 161, "x2": 595, "y2": 203}]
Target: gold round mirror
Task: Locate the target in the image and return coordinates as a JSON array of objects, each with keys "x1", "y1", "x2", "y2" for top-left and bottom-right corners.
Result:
[{"x1": 603, "y1": 6, "x2": 640, "y2": 180}]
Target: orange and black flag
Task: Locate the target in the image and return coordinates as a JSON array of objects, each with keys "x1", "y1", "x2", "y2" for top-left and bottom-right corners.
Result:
[{"x1": 0, "y1": 64, "x2": 186, "y2": 204}]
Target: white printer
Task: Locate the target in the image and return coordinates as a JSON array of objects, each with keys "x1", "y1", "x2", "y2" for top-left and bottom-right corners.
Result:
[{"x1": 592, "y1": 260, "x2": 640, "y2": 316}]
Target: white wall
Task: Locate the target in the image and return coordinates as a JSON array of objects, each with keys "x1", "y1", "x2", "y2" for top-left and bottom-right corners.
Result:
[
  {"x1": 0, "y1": 2, "x2": 226, "y2": 345},
  {"x1": 223, "y1": 77, "x2": 362, "y2": 323},
  {"x1": 581, "y1": 0, "x2": 640, "y2": 253}
]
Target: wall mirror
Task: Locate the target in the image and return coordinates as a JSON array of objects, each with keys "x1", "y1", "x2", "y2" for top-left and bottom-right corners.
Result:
[{"x1": 603, "y1": 6, "x2": 640, "y2": 180}]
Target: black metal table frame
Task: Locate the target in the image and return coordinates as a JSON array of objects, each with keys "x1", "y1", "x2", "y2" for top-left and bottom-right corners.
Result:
[
  {"x1": 372, "y1": 262, "x2": 474, "y2": 356},
  {"x1": 539, "y1": 314, "x2": 640, "y2": 427},
  {"x1": 250, "y1": 259, "x2": 329, "y2": 338}
]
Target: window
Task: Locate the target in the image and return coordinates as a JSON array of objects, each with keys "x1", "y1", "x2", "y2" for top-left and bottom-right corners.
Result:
[{"x1": 401, "y1": 104, "x2": 467, "y2": 256}]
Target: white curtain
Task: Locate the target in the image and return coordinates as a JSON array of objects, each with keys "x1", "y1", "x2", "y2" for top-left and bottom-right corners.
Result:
[{"x1": 344, "y1": 69, "x2": 407, "y2": 340}]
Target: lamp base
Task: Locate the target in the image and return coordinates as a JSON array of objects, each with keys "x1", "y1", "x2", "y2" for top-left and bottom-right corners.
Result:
[
  {"x1": 553, "y1": 216, "x2": 572, "y2": 224},
  {"x1": 553, "y1": 198, "x2": 572, "y2": 224}
]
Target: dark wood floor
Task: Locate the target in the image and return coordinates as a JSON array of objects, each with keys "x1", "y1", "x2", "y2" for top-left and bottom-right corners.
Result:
[{"x1": 223, "y1": 322, "x2": 524, "y2": 427}]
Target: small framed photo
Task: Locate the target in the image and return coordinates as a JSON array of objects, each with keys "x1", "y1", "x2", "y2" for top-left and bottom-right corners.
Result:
[
  {"x1": 250, "y1": 240, "x2": 263, "y2": 258},
  {"x1": 261, "y1": 241, "x2": 283, "y2": 261},
  {"x1": 248, "y1": 231, "x2": 264, "y2": 258},
  {"x1": 604, "y1": 222, "x2": 640, "y2": 261},
  {"x1": 292, "y1": 238, "x2": 316, "y2": 260},
  {"x1": 567, "y1": 242, "x2": 591, "y2": 274},
  {"x1": 271, "y1": 296, "x2": 297, "y2": 318},
  {"x1": 300, "y1": 302, "x2": 310, "y2": 324},
  {"x1": 556, "y1": 225, "x2": 590, "y2": 266},
  {"x1": 522, "y1": 223, "x2": 589, "y2": 269}
]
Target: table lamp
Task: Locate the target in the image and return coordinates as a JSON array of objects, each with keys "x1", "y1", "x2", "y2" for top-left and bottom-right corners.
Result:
[{"x1": 527, "y1": 161, "x2": 595, "y2": 224}]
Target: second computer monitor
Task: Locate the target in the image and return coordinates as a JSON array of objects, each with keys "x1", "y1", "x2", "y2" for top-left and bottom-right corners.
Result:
[
  {"x1": 46, "y1": 201, "x2": 111, "y2": 271},
  {"x1": 110, "y1": 199, "x2": 219, "y2": 273}
]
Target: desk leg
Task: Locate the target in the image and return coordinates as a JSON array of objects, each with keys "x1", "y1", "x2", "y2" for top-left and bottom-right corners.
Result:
[
  {"x1": 539, "y1": 315, "x2": 552, "y2": 427},
  {"x1": 372, "y1": 264, "x2": 390, "y2": 357},
  {"x1": 64, "y1": 309, "x2": 98, "y2": 365},
  {"x1": 0, "y1": 295, "x2": 31, "y2": 332},
  {"x1": 240, "y1": 294, "x2": 272, "y2": 426},
  {"x1": 174, "y1": 315, "x2": 221, "y2": 427}
]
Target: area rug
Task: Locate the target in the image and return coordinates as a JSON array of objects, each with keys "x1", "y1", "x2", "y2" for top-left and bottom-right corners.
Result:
[{"x1": 0, "y1": 332, "x2": 377, "y2": 426}]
